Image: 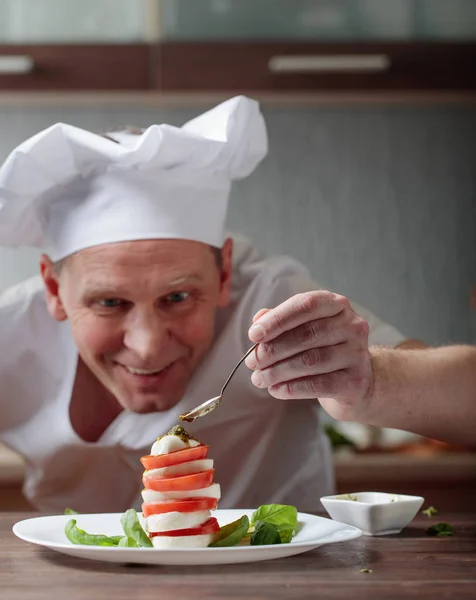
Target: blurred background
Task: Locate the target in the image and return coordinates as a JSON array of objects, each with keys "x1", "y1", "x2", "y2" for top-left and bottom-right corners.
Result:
[{"x1": 0, "y1": 0, "x2": 475, "y2": 511}]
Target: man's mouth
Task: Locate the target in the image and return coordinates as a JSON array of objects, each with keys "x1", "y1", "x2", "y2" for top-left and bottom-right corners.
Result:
[{"x1": 123, "y1": 363, "x2": 173, "y2": 377}]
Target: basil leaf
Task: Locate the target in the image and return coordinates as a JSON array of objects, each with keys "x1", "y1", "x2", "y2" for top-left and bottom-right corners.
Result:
[
  {"x1": 64, "y1": 508, "x2": 79, "y2": 515},
  {"x1": 277, "y1": 526, "x2": 294, "y2": 544},
  {"x1": 120, "y1": 509, "x2": 153, "y2": 548},
  {"x1": 250, "y1": 521, "x2": 282, "y2": 546},
  {"x1": 251, "y1": 504, "x2": 298, "y2": 529},
  {"x1": 65, "y1": 519, "x2": 122, "y2": 546},
  {"x1": 426, "y1": 523, "x2": 454, "y2": 537},
  {"x1": 209, "y1": 515, "x2": 249, "y2": 548},
  {"x1": 118, "y1": 536, "x2": 139, "y2": 547}
]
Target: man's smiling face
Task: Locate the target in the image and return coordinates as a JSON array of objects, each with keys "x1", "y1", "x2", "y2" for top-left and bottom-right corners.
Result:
[{"x1": 41, "y1": 238, "x2": 233, "y2": 413}]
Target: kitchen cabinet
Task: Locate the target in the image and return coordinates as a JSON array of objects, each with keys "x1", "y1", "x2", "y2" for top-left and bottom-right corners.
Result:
[
  {"x1": 0, "y1": 2, "x2": 475, "y2": 107},
  {"x1": 155, "y1": 40, "x2": 476, "y2": 92},
  {"x1": 0, "y1": 44, "x2": 151, "y2": 90},
  {"x1": 0, "y1": 0, "x2": 153, "y2": 90},
  {"x1": 155, "y1": 0, "x2": 476, "y2": 92}
]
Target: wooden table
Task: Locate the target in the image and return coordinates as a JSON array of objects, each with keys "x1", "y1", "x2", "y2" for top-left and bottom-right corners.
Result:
[{"x1": 1, "y1": 512, "x2": 475, "y2": 600}]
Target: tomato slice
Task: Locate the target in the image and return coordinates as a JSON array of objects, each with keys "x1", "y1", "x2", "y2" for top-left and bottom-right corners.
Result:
[
  {"x1": 142, "y1": 498, "x2": 218, "y2": 517},
  {"x1": 143, "y1": 469, "x2": 214, "y2": 492},
  {"x1": 149, "y1": 517, "x2": 220, "y2": 538},
  {"x1": 140, "y1": 445, "x2": 209, "y2": 470}
]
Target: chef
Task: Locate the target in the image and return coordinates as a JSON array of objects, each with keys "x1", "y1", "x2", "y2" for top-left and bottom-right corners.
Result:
[{"x1": 0, "y1": 96, "x2": 411, "y2": 514}]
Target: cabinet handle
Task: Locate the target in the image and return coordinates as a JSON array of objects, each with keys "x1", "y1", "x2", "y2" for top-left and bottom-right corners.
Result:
[
  {"x1": 0, "y1": 55, "x2": 35, "y2": 75},
  {"x1": 269, "y1": 54, "x2": 391, "y2": 74}
]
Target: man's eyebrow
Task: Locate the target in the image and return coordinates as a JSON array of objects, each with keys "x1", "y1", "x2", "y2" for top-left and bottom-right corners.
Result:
[
  {"x1": 82, "y1": 274, "x2": 205, "y2": 296},
  {"x1": 82, "y1": 283, "x2": 126, "y2": 297},
  {"x1": 168, "y1": 274, "x2": 205, "y2": 286}
]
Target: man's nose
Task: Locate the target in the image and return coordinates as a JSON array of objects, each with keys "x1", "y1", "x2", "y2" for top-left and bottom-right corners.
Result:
[{"x1": 123, "y1": 313, "x2": 168, "y2": 361}]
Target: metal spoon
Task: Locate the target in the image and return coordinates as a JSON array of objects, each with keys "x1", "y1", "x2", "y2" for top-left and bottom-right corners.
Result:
[{"x1": 180, "y1": 343, "x2": 259, "y2": 423}]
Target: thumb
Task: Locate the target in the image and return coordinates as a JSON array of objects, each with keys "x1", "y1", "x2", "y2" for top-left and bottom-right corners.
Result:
[{"x1": 252, "y1": 308, "x2": 270, "y2": 324}]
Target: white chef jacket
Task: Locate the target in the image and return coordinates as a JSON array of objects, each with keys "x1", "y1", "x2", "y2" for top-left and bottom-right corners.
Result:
[{"x1": 0, "y1": 235, "x2": 406, "y2": 514}]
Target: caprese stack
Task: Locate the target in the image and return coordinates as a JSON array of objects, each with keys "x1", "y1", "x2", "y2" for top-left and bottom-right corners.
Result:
[{"x1": 140, "y1": 425, "x2": 221, "y2": 548}]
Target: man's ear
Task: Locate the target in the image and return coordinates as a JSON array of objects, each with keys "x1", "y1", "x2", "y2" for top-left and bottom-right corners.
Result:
[
  {"x1": 217, "y1": 237, "x2": 233, "y2": 308},
  {"x1": 40, "y1": 255, "x2": 68, "y2": 322}
]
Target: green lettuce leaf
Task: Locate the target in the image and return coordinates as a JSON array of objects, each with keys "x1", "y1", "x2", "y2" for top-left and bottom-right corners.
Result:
[
  {"x1": 64, "y1": 519, "x2": 123, "y2": 546},
  {"x1": 118, "y1": 536, "x2": 139, "y2": 547},
  {"x1": 120, "y1": 509, "x2": 153, "y2": 548}
]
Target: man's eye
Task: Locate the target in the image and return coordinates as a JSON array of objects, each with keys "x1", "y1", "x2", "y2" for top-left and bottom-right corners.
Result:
[
  {"x1": 99, "y1": 299, "x2": 123, "y2": 308},
  {"x1": 165, "y1": 292, "x2": 190, "y2": 304}
]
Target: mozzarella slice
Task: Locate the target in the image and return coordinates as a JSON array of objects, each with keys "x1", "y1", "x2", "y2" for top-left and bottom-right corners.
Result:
[
  {"x1": 142, "y1": 483, "x2": 221, "y2": 503},
  {"x1": 145, "y1": 459, "x2": 213, "y2": 479},
  {"x1": 146, "y1": 510, "x2": 210, "y2": 533},
  {"x1": 151, "y1": 533, "x2": 215, "y2": 549},
  {"x1": 151, "y1": 436, "x2": 200, "y2": 455}
]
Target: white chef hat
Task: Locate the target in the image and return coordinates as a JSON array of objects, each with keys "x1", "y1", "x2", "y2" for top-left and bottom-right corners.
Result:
[{"x1": 0, "y1": 95, "x2": 267, "y2": 261}]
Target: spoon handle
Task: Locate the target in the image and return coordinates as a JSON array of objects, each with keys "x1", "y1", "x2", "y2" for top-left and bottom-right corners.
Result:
[{"x1": 220, "y1": 343, "x2": 258, "y2": 396}]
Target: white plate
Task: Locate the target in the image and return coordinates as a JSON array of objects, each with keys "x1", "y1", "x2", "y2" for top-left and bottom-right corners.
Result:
[{"x1": 12, "y1": 509, "x2": 362, "y2": 566}]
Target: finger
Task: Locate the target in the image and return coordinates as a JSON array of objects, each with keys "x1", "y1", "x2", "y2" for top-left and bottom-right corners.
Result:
[
  {"x1": 251, "y1": 343, "x2": 355, "y2": 389},
  {"x1": 248, "y1": 291, "x2": 348, "y2": 344},
  {"x1": 252, "y1": 308, "x2": 270, "y2": 323},
  {"x1": 245, "y1": 311, "x2": 355, "y2": 370},
  {"x1": 267, "y1": 368, "x2": 363, "y2": 401}
]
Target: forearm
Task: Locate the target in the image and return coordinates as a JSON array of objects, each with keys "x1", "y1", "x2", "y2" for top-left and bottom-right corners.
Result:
[{"x1": 363, "y1": 345, "x2": 476, "y2": 446}]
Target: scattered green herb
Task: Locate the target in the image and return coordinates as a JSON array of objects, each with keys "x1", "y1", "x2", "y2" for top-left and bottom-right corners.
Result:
[
  {"x1": 426, "y1": 523, "x2": 454, "y2": 537},
  {"x1": 422, "y1": 506, "x2": 438, "y2": 518},
  {"x1": 336, "y1": 494, "x2": 358, "y2": 501}
]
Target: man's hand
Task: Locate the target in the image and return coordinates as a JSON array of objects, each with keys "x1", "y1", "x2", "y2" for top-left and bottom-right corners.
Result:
[{"x1": 245, "y1": 291, "x2": 373, "y2": 421}]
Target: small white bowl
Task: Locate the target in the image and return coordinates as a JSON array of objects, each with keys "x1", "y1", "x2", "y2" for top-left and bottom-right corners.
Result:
[{"x1": 320, "y1": 491, "x2": 424, "y2": 536}]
